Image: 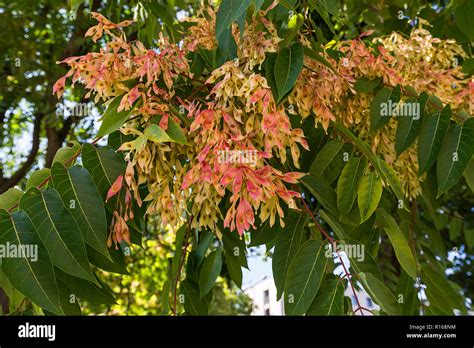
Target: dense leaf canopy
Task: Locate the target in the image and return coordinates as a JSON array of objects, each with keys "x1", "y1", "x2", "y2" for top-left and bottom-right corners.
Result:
[{"x1": 0, "y1": 0, "x2": 473, "y2": 316}]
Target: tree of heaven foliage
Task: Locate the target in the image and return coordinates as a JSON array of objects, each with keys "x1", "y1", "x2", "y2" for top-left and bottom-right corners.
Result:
[{"x1": 0, "y1": 0, "x2": 473, "y2": 316}]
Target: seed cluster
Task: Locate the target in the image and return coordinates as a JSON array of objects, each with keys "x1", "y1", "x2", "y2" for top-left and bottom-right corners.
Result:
[{"x1": 54, "y1": 9, "x2": 472, "y2": 242}]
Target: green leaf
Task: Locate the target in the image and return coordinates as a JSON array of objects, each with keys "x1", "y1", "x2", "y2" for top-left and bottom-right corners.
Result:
[
  {"x1": 150, "y1": 116, "x2": 189, "y2": 145},
  {"x1": 306, "y1": 279, "x2": 344, "y2": 315},
  {"x1": 395, "y1": 96, "x2": 423, "y2": 156},
  {"x1": 304, "y1": 46, "x2": 335, "y2": 72},
  {"x1": 319, "y1": 210, "x2": 384, "y2": 280},
  {"x1": 284, "y1": 240, "x2": 329, "y2": 315},
  {"x1": 54, "y1": 280, "x2": 82, "y2": 315},
  {"x1": 224, "y1": 250, "x2": 243, "y2": 288},
  {"x1": 235, "y1": 8, "x2": 247, "y2": 40},
  {"x1": 370, "y1": 86, "x2": 401, "y2": 131},
  {"x1": 223, "y1": 230, "x2": 248, "y2": 270},
  {"x1": 165, "y1": 117, "x2": 189, "y2": 145},
  {"x1": 396, "y1": 271, "x2": 417, "y2": 315},
  {"x1": 309, "y1": 0, "x2": 335, "y2": 33},
  {"x1": 248, "y1": 221, "x2": 276, "y2": 247},
  {"x1": 194, "y1": 230, "x2": 214, "y2": 267},
  {"x1": 70, "y1": 0, "x2": 84, "y2": 14},
  {"x1": 324, "y1": 147, "x2": 353, "y2": 184},
  {"x1": 357, "y1": 172, "x2": 382, "y2": 223},
  {"x1": 82, "y1": 144, "x2": 126, "y2": 198},
  {"x1": 333, "y1": 122, "x2": 374, "y2": 158},
  {"x1": 279, "y1": 13, "x2": 304, "y2": 48},
  {"x1": 425, "y1": 94, "x2": 443, "y2": 113},
  {"x1": 19, "y1": 188, "x2": 97, "y2": 284},
  {"x1": 107, "y1": 130, "x2": 135, "y2": 151},
  {"x1": 333, "y1": 122, "x2": 407, "y2": 206},
  {"x1": 144, "y1": 124, "x2": 173, "y2": 143},
  {"x1": 349, "y1": 251, "x2": 384, "y2": 281},
  {"x1": 215, "y1": 0, "x2": 251, "y2": 41},
  {"x1": 146, "y1": 2, "x2": 176, "y2": 40},
  {"x1": 171, "y1": 224, "x2": 186, "y2": 289},
  {"x1": 274, "y1": 43, "x2": 304, "y2": 102},
  {"x1": 190, "y1": 51, "x2": 205, "y2": 78},
  {"x1": 464, "y1": 157, "x2": 474, "y2": 193},
  {"x1": 87, "y1": 244, "x2": 128, "y2": 275},
  {"x1": 216, "y1": 27, "x2": 237, "y2": 63},
  {"x1": 180, "y1": 279, "x2": 208, "y2": 315},
  {"x1": 0, "y1": 188, "x2": 23, "y2": 211},
  {"x1": 265, "y1": 53, "x2": 278, "y2": 100},
  {"x1": 377, "y1": 160, "x2": 406, "y2": 207},
  {"x1": 273, "y1": 0, "x2": 297, "y2": 20},
  {"x1": 418, "y1": 106, "x2": 451, "y2": 175},
  {"x1": 222, "y1": 232, "x2": 248, "y2": 288},
  {"x1": 198, "y1": 248, "x2": 222, "y2": 298},
  {"x1": 354, "y1": 77, "x2": 381, "y2": 94},
  {"x1": 436, "y1": 118, "x2": 474, "y2": 196},
  {"x1": 318, "y1": 0, "x2": 338, "y2": 15},
  {"x1": 309, "y1": 139, "x2": 344, "y2": 177},
  {"x1": 26, "y1": 169, "x2": 51, "y2": 190},
  {"x1": 145, "y1": 13, "x2": 157, "y2": 47},
  {"x1": 421, "y1": 263, "x2": 464, "y2": 314},
  {"x1": 318, "y1": 209, "x2": 347, "y2": 241},
  {"x1": 54, "y1": 268, "x2": 115, "y2": 305},
  {"x1": 455, "y1": 0, "x2": 474, "y2": 41},
  {"x1": 51, "y1": 163, "x2": 110, "y2": 260},
  {"x1": 343, "y1": 295, "x2": 352, "y2": 314},
  {"x1": 52, "y1": 141, "x2": 80, "y2": 168},
  {"x1": 376, "y1": 208, "x2": 417, "y2": 279},
  {"x1": 0, "y1": 209, "x2": 63, "y2": 315},
  {"x1": 161, "y1": 280, "x2": 171, "y2": 313},
  {"x1": 359, "y1": 272, "x2": 401, "y2": 315},
  {"x1": 97, "y1": 96, "x2": 135, "y2": 137},
  {"x1": 253, "y1": 0, "x2": 265, "y2": 13},
  {"x1": 336, "y1": 157, "x2": 367, "y2": 216},
  {"x1": 462, "y1": 58, "x2": 474, "y2": 75},
  {"x1": 272, "y1": 211, "x2": 308, "y2": 300},
  {"x1": 300, "y1": 175, "x2": 338, "y2": 214}
]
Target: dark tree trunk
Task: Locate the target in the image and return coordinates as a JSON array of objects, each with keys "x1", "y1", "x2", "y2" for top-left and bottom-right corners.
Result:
[{"x1": 44, "y1": 125, "x2": 63, "y2": 169}]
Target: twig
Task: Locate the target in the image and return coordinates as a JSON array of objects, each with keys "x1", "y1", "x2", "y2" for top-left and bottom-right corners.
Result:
[
  {"x1": 354, "y1": 306, "x2": 375, "y2": 315},
  {"x1": 7, "y1": 297, "x2": 28, "y2": 316},
  {"x1": 301, "y1": 199, "x2": 364, "y2": 316},
  {"x1": 399, "y1": 86, "x2": 467, "y2": 122}
]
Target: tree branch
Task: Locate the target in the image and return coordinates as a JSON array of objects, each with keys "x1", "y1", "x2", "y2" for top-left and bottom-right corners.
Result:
[
  {"x1": 0, "y1": 114, "x2": 43, "y2": 194},
  {"x1": 44, "y1": 114, "x2": 81, "y2": 169},
  {"x1": 301, "y1": 199, "x2": 366, "y2": 315}
]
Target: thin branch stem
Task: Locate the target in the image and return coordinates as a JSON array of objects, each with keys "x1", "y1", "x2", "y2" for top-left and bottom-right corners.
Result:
[
  {"x1": 354, "y1": 306, "x2": 375, "y2": 315},
  {"x1": 399, "y1": 86, "x2": 467, "y2": 122},
  {"x1": 301, "y1": 199, "x2": 364, "y2": 316},
  {"x1": 7, "y1": 297, "x2": 28, "y2": 316}
]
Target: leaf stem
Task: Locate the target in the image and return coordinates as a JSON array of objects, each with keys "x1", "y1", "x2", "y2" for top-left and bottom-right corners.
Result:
[
  {"x1": 398, "y1": 86, "x2": 466, "y2": 122},
  {"x1": 300, "y1": 198, "x2": 366, "y2": 315}
]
